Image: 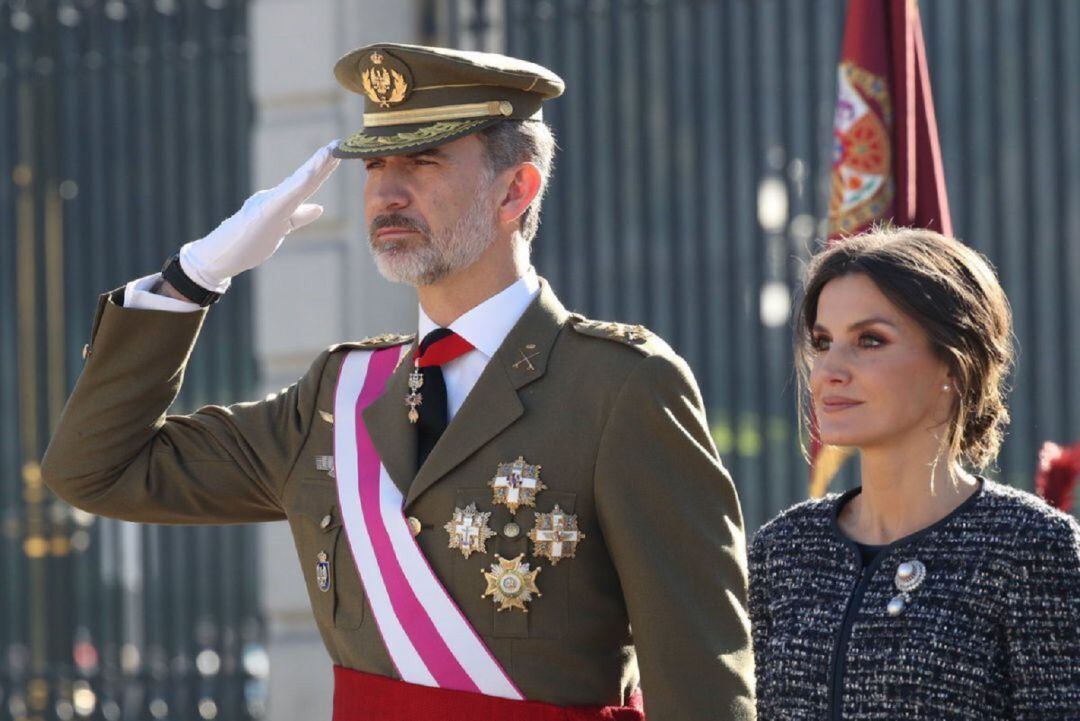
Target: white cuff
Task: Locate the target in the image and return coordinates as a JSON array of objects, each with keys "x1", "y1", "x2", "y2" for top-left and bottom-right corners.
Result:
[
  {"x1": 179, "y1": 242, "x2": 233, "y2": 295},
  {"x1": 123, "y1": 273, "x2": 202, "y2": 313}
]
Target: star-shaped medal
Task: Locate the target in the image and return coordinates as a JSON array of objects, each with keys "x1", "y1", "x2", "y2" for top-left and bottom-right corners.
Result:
[
  {"x1": 528, "y1": 505, "x2": 585, "y2": 565},
  {"x1": 490, "y1": 456, "x2": 546, "y2": 513},
  {"x1": 481, "y1": 554, "x2": 541, "y2": 612},
  {"x1": 444, "y1": 503, "x2": 496, "y2": 559}
]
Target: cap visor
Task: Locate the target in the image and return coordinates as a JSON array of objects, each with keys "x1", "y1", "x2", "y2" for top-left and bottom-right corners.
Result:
[{"x1": 332, "y1": 118, "x2": 501, "y2": 159}]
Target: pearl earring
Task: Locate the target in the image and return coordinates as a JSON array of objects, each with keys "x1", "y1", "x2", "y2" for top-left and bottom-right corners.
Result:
[{"x1": 942, "y1": 384, "x2": 951, "y2": 392}]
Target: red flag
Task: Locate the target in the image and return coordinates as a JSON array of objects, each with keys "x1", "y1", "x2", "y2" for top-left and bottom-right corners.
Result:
[
  {"x1": 829, "y1": 0, "x2": 951, "y2": 238},
  {"x1": 810, "y1": 0, "x2": 952, "y2": 496}
]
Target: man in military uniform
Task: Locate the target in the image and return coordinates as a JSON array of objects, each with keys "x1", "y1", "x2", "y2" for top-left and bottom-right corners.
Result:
[{"x1": 42, "y1": 44, "x2": 755, "y2": 720}]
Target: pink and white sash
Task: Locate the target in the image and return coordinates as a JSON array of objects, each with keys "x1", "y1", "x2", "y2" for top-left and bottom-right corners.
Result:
[{"x1": 333, "y1": 347, "x2": 522, "y2": 699}]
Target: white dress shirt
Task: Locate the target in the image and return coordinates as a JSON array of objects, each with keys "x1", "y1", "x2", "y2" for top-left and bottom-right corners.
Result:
[
  {"x1": 125, "y1": 273, "x2": 202, "y2": 312},
  {"x1": 417, "y1": 268, "x2": 540, "y2": 420},
  {"x1": 124, "y1": 269, "x2": 542, "y2": 421}
]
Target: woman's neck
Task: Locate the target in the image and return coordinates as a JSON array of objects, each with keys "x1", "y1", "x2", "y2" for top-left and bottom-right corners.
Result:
[{"x1": 840, "y1": 442, "x2": 979, "y2": 545}]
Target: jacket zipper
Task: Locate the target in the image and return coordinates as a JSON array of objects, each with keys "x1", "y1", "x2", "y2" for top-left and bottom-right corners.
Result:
[{"x1": 827, "y1": 552, "x2": 886, "y2": 720}]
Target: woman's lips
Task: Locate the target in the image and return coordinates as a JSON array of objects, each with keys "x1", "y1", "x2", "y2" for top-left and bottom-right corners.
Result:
[{"x1": 820, "y1": 398, "x2": 863, "y2": 413}]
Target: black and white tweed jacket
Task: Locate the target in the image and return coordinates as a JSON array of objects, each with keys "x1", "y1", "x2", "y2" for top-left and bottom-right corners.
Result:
[{"x1": 748, "y1": 478, "x2": 1080, "y2": 720}]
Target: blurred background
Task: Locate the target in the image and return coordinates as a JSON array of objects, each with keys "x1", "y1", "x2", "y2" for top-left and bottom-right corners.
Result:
[{"x1": 1, "y1": 0, "x2": 1077, "y2": 719}]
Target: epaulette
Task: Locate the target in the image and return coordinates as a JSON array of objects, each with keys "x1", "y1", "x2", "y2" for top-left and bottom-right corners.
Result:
[
  {"x1": 329, "y1": 333, "x2": 415, "y2": 352},
  {"x1": 570, "y1": 318, "x2": 655, "y2": 352}
]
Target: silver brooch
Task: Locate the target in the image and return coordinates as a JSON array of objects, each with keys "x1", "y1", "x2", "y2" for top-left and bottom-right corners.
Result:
[{"x1": 886, "y1": 559, "x2": 926, "y2": 617}]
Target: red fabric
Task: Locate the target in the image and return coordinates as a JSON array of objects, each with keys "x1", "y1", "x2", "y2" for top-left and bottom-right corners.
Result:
[
  {"x1": 414, "y1": 333, "x2": 475, "y2": 368},
  {"x1": 1035, "y1": 441, "x2": 1080, "y2": 514},
  {"x1": 333, "y1": 666, "x2": 646, "y2": 721},
  {"x1": 831, "y1": 0, "x2": 952, "y2": 240},
  {"x1": 889, "y1": 0, "x2": 952, "y2": 235}
]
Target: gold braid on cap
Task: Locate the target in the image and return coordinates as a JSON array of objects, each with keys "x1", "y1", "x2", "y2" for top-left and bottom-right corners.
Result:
[{"x1": 363, "y1": 100, "x2": 514, "y2": 128}]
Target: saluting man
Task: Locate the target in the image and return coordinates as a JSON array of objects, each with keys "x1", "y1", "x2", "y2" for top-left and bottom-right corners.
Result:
[{"x1": 42, "y1": 44, "x2": 755, "y2": 720}]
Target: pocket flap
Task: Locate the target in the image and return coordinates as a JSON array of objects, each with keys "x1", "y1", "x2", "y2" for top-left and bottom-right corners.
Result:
[{"x1": 293, "y1": 482, "x2": 343, "y2": 531}]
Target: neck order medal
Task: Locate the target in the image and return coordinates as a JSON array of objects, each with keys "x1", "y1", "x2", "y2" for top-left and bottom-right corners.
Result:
[{"x1": 405, "y1": 363, "x2": 424, "y2": 424}]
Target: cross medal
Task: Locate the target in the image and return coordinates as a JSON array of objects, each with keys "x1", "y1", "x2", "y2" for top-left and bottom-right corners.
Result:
[
  {"x1": 444, "y1": 503, "x2": 495, "y2": 558},
  {"x1": 490, "y1": 456, "x2": 546, "y2": 513},
  {"x1": 529, "y1": 505, "x2": 584, "y2": 564},
  {"x1": 405, "y1": 363, "x2": 424, "y2": 424}
]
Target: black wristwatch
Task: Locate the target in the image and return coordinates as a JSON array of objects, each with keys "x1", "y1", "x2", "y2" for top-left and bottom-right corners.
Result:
[{"x1": 160, "y1": 253, "x2": 222, "y2": 306}]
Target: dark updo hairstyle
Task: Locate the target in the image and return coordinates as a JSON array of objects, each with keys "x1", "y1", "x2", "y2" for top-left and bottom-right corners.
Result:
[{"x1": 796, "y1": 228, "x2": 1014, "y2": 470}]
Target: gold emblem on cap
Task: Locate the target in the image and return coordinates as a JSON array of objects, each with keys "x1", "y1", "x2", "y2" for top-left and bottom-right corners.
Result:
[
  {"x1": 482, "y1": 554, "x2": 541, "y2": 612},
  {"x1": 362, "y1": 51, "x2": 408, "y2": 108},
  {"x1": 490, "y1": 456, "x2": 546, "y2": 514},
  {"x1": 528, "y1": 505, "x2": 584, "y2": 565},
  {"x1": 444, "y1": 503, "x2": 495, "y2": 559}
]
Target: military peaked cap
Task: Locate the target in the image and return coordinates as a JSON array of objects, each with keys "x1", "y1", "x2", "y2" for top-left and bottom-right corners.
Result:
[{"x1": 331, "y1": 43, "x2": 564, "y2": 159}]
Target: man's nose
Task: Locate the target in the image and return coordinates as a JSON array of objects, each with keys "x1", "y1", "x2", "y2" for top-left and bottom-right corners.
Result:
[{"x1": 366, "y1": 172, "x2": 411, "y2": 213}]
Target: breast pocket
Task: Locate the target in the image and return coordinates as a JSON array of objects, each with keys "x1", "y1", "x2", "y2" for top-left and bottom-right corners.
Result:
[
  {"x1": 291, "y1": 481, "x2": 366, "y2": 630},
  {"x1": 450, "y1": 487, "x2": 577, "y2": 640}
]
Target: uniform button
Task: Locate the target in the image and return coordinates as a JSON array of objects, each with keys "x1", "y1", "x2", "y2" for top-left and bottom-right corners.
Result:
[
  {"x1": 407, "y1": 517, "x2": 422, "y2": 537},
  {"x1": 82, "y1": 344, "x2": 91, "y2": 360},
  {"x1": 320, "y1": 515, "x2": 332, "y2": 529},
  {"x1": 503, "y1": 522, "x2": 521, "y2": 538}
]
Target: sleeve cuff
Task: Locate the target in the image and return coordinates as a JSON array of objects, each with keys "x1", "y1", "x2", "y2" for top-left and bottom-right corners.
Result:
[{"x1": 123, "y1": 273, "x2": 203, "y2": 313}]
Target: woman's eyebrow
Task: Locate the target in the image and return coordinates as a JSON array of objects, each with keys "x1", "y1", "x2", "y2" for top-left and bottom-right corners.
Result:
[{"x1": 847, "y1": 317, "x2": 898, "y2": 331}]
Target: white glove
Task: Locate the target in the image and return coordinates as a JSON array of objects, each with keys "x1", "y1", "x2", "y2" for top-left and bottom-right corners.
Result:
[{"x1": 178, "y1": 140, "x2": 341, "y2": 293}]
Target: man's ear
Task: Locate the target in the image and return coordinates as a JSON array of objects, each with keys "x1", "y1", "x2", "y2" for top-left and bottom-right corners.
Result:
[{"x1": 497, "y1": 162, "x2": 542, "y2": 225}]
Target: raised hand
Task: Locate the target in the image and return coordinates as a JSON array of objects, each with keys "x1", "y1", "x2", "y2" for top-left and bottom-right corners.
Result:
[{"x1": 178, "y1": 140, "x2": 341, "y2": 293}]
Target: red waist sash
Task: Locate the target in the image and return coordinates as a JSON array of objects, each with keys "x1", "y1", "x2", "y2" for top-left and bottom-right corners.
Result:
[{"x1": 333, "y1": 666, "x2": 646, "y2": 721}]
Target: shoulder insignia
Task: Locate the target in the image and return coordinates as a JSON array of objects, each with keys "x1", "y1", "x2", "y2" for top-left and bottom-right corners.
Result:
[
  {"x1": 571, "y1": 319, "x2": 653, "y2": 348},
  {"x1": 329, "y1": 333, "x2": 415, "y2": 352}
]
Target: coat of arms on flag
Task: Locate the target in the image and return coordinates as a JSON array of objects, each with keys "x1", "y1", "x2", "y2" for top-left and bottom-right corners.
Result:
[{"x1": 830, "y1": 63, "x2": 893, "y2": 236}]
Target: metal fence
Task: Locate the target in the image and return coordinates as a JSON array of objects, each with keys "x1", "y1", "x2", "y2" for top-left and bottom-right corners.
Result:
[
  {"x1": 0, "y1": 1, "x2": 265, "y2": 719},
  {"x1": 430, "y1": 0, "x2": 1080, "y2": 531}
]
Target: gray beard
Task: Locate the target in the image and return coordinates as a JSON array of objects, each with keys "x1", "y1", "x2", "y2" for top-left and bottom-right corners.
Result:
[{"x1": 369, "y1": 184, "x2": 499, "y2": 288}]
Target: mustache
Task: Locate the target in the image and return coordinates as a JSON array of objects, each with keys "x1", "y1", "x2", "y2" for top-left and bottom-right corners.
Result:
[{"x1": 369, "y1": 213, "x2": 430, "y2": 238}]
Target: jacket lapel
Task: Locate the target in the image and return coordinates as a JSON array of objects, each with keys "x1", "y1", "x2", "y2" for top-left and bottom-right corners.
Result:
[
  {"x1": 404, "y1": 280, "x2": 570, "y2": 509},
  {"x1": 360, "y1": 343, "x2": 418, "y2": 497}
]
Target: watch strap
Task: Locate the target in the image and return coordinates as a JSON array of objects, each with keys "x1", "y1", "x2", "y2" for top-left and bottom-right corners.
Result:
[{"x1": 160, "y1": 253, "x2": 222, "y2": 306}]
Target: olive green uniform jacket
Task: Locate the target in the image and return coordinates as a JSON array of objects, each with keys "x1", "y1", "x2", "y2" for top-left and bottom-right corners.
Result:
[{"x1": 42, "y1": 280, "x2": 755, "y2": 720}]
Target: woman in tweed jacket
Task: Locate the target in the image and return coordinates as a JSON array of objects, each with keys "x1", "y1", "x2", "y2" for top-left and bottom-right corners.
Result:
[{"x1": 749, "y1": 228, "x2": 1080, "y2": 720}]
